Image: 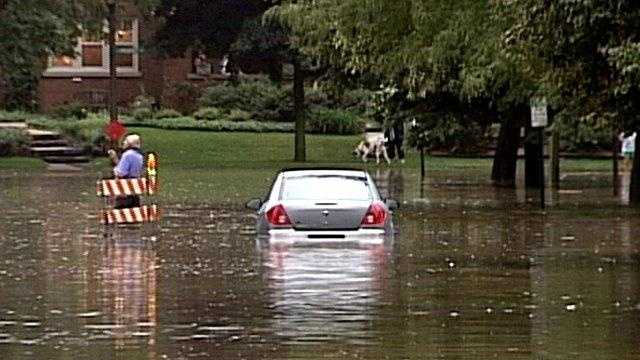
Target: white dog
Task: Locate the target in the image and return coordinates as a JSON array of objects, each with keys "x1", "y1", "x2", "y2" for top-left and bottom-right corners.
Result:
[{"x1": 353, "y1": 132, "x2": 391, "y2": 164}]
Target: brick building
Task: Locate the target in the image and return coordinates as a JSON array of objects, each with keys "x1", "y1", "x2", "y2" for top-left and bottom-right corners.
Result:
[{"x1": 38, "y1": 4, "x2": 228, "y2": 112}]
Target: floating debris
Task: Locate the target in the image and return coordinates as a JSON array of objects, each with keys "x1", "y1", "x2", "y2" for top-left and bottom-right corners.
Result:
[
  {"x1": 22, "y1": 322, "x2": 41, "y2": 327},
  {"x1": 84, "y1": 324, "x2": 124, "y2": 330},
  {"x1": 77, "y1": 311, "x2": 102, "y2": 318},
  {"x1": 196, "y1": 326, "x2": 244, "y2": 332}
]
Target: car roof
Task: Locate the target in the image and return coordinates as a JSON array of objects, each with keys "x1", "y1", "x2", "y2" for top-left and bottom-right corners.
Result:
[{"x1": 279, "y1": 168, "x2": 367, "y2": 179}]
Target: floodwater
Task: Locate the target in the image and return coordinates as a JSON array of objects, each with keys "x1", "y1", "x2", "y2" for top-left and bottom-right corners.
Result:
[{"x1": 1, "y1": 168, "x2": 640, "y2": 359}]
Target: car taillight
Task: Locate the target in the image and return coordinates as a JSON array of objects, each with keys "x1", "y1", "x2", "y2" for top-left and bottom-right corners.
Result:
[
  {"x1": 266, "y1": 204, "x2": 292, "y2": 226},
  {"x1": 361, "y1": 202, "x2": 387, "y2": 227}
]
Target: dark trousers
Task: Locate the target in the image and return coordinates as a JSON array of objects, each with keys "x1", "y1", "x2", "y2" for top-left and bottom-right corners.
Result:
[
  {"x1": 388, "y1": 140, "x2": 405, "y2": 160},
  {"x1": 115, "y1": 195, "x2": 140, "y2": 209}
]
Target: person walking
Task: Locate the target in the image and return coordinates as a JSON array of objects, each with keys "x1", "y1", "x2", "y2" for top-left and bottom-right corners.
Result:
[
  {"x1": 621, "y1": 132, "x2": 636, "y2": 171},
  {"x1": 385, "y1": 121, "x2": 405, "y2": 163}
]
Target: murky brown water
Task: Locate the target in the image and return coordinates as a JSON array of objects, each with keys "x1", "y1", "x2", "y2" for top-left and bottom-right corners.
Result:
[{"x1": 1, "y1": 170, "x2": 640, "y2": 359}]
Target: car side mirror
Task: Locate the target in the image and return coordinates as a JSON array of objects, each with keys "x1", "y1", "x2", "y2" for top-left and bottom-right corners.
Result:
[
  {"x1": 245, "y1": 198, "x2": 263, "y2": 210},
  {"x1": 385, "y1": 199, "x2": 399, "y2": 211}
]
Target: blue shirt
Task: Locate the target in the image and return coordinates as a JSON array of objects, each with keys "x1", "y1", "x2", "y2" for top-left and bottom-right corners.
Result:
[{"x1": 114, "y1": 149, "x2": 144, "y2": 178}]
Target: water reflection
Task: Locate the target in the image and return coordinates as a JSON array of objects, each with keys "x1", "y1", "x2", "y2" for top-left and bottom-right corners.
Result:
[
  {"x1": 2, "y1": 170, "x2": 640, "y2": 359},
  {"x1": 97, "y1": 229, "x2": 157, "y2": 348},
  {"x1": 260, "y1": 241, "x2": 390, "y2": 345},
  {"x1": 372, "y1": 168, "x2": 405, "y2": 202}
]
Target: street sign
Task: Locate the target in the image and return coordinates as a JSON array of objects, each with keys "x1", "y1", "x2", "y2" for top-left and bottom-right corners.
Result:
[
  {"x1": 104, "y1": 120, "x2": 127, "y2": 141},
  {"x1": 531, "y1": 98, "x2": 548, "y2": 128}
]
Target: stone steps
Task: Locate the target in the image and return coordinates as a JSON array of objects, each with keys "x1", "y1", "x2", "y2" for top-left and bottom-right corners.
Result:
[
  {"x1": 30, "y1": 146, "x2": 87, "y2": 157},
  {"x1": 42, "y1": 155, "x2": 91, "y2": 164},
  {"x1": 0, "y1": 122, "x2": 27, "y2": 130},
  {"x1": 25, "y1": 127, "x2": 92, "y2": 164},
  {"x1": 30, "y1": 139, "x2": 69, "y2": 147}
]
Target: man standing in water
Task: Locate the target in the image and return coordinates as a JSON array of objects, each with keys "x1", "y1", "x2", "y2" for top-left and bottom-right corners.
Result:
[{"x1": 108, "y1": 134, "x2": 144, "y2": 208}]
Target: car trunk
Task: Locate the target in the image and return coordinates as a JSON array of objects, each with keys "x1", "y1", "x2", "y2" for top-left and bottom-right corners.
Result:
[{"x1": 282, "y1": 200, "x2": 370, "y2": 231}]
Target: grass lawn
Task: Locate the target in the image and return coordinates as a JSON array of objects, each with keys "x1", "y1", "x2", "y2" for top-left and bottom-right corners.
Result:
[
  {"x1": 120, "y1": 128, "x2": 612, "y2": 204},
  {"x1": 0, "y1": 157, "x2": 46, "y2": 171},
  {"x1": 3, "y1": 127, "x2": 615, "y2": 204}
]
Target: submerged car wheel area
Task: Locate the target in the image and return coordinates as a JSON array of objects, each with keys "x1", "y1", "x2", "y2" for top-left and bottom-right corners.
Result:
[{"x1": 246, "y1": 168, "x2": 398, "y2": 243}]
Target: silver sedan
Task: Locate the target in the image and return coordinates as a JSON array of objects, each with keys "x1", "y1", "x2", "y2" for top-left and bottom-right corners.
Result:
[{"x1": 246, "y1": 168, "x2": 398, "y2": 242}]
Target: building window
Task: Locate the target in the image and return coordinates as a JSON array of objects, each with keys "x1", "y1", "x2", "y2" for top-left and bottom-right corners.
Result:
[
  {"x1": 81, "y1": 44, "x2": 104, "y2": 67},
  {"x1": 46, "y1": 19, "x2": 139, "y2": 76}
]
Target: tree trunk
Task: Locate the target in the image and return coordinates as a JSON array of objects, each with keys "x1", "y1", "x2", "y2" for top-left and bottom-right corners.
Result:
[
  {"x1": 525, "y1": 124, "x2": 543, "y2": 188},
  {"x1": 550, "y1": 126, "x2": 560, "y2": 189},
  {"x1": 629, "y1": 134, "x2": 640, "y2": 204},
  {"x1": 613, "y1": 133, "x2": 620, "y2": 196},
  {"x1": 491, "y1": 117, "x2": 520, "y2": 188},
  {"x1": 293, "y1": 57, "x2": 306, "y2": 162}
]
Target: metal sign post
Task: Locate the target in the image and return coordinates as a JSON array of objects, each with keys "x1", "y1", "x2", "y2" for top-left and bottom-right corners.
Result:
[{"x1": 531, "y1": 98, "x2": 548, "y2": 209}]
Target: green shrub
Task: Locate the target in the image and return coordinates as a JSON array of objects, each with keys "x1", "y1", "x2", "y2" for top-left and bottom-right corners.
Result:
[
  {"x1": 305, "y1": 87, "x2": 331, "y2": 108},
  {"x1": 252, "y1": 109, "x2": 285, "y2": 122},
  {"x1": 227, "y1": 109, "x2": 251, "y2": 122},
  {"x1": 154, "y1": 109, "x2": 182, "y2": 119},
  {"x1": 0, "y1": 129, "x2": 29, "y2": 156},
  {"x1": 556, "y1": 114, "x2": 613, "y2": 151},
  {"x1": 123, "y1": 116, "x2": 293, "y2": 133},
  {"x1": 306, "y1": 108, "x2": 364, "y2": 135},
  {"x1": 199, "y1": 79, "x2": 290, "y2": 121},
  {"x1": 0, "y1": 110, "x2": 32, "y2": 122},
  {"x1": 340, "y1": 89, "x2": 373, "y2": 114},
  {"x1": 163, "y1": 82, "x2": 202, "y2": 115},
  {"x1": 51, "y1": 102, "x2": 89, "y2": 119},
  {"x1": 132, "y1": 107, "x2": 154, "y2": 122},
  {"x1": 193, "y1": 107, "x2": 224, "y2": 121},
  {"x1": 200, "y1": 83, "x2": 247, "y2": 110},
  {"x1": 132, "y1": 94, "x2": 156, "y2": 110}
]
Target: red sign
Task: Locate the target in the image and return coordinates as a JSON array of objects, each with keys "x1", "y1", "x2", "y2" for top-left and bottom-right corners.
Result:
[{"x1": 104, "y1": 120, "x2": 127, "y2": 141}]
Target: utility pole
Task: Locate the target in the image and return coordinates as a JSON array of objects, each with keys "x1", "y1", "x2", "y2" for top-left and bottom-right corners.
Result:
[
  {"x1": 550, "y1": 125, "x2": 560, "y2": 189},
  {"x1": 107, "y1": 0, "x2": 117, "y2": 123},
  {"x1": 613, "y1": 132, "x2": 620, "y2": 196},
  {"x1": 292, "y1": 56, "x2": 306, "y2": 162}
]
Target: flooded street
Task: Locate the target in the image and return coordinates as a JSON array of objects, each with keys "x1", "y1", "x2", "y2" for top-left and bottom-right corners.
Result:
[{"x1": 1, "y1": 170, "x2": 640, "y2": 359}]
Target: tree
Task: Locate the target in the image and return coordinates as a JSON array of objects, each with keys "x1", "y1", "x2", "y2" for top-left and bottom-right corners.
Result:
[
  {"x1": 153, "y1": 0, "x2": 266, "y2": 57},
  {"x1": 271, "y1": 0, "x2": 535, "y2": 184},
  {"x1": 0, "y1": 0, "x2": 79, "y2": 109},
  {"x1": 0, "y1": 0, "x2": 157, "y2": 110},
  {"x1": 498, "y1": 0, "x2": 640, "y2": 202},
  {"x1": 230, "y1": 17, "x2": 289, "y2": 82},
  {"x1": 152, "y1": 1, "x2": 310, "y2": 161}
]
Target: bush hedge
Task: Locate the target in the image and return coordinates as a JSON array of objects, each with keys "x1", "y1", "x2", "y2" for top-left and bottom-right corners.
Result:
[
  {"x1": 28, "y1": 113, "x2": 108, "y2": 151},
  {"x1": 0, "y1": 129, "x2": 29, "y2": 156},
  {"x1": 154, "y1": 108, "x2": 182, "y2": 119},
  {"x1": 193, "y1": 107, "x2": 224, "y2": 121},
  {"x1": 124, "y1": 116, "x2": 293, "y2": 132},
  {"x1": 0, "y1": 110, "x2": 37, "y2": 122},
  {"x1": 199, "y1": 79, "x2": 291, "y2": 122},
  {"x1": 306, "y1": 108, "x2": 364, "y2": 135}
]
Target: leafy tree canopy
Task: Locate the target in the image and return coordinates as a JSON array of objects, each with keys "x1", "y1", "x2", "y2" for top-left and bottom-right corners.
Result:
[
  {"x1": 270, "y1": 0, "x2": 532, "y2": 106},
  {"x1": 0, "y1": 0, "x2": 158, "y2": 109},
  {"x1": 498, "y1": 0, "x2": 640, "y2": 129},
  {"x1": 153, "y1": 0, "x2": 269, "y2": 56}
]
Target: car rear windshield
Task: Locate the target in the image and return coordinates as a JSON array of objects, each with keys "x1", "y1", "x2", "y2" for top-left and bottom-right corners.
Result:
[{"x1": 280, "y1": 175, "x2": 372, "y2": 201}]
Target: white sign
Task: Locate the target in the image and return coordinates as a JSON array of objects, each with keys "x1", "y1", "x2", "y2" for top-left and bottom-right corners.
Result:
[{"x1": 531, "y1": 98, "x2": 548, "y2": 127}]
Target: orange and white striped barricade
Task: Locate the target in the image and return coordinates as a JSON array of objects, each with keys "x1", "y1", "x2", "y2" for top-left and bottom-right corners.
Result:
[
  {"x1": 102, "y1": 205, "x2": 160, "y2": 225},
  {"x1": 97, "y1": 152, "x2": 160, "y2": 225},
  {"x1": 96, "y1": 178, "x2": 153, "y2": 197}
]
